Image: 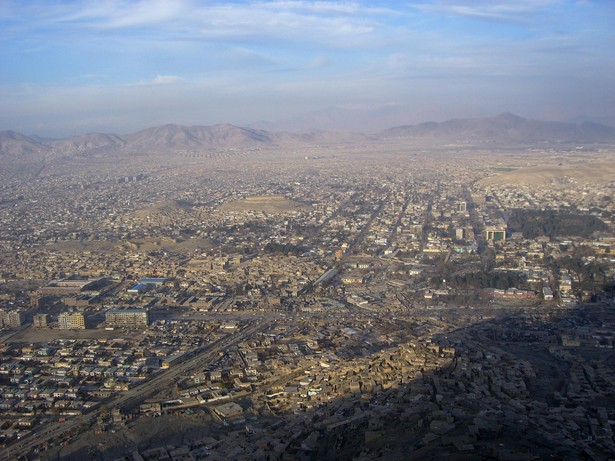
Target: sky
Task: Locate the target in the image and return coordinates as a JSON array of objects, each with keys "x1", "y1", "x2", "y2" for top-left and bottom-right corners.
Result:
[{"x1": 1, "y1": 0, "x2": 614, "y2": 137}]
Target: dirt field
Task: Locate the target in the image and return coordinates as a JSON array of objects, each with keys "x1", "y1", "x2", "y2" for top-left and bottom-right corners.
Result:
[
  {"x1": 5, "y1": 325, "x2": 133, "y2": 344},
  {"x1": 480, "y1": 159, "x2": 615, "y2": 186},
  {"x1": 221, "y1": 195, "x2": 309, "y2": 213}
]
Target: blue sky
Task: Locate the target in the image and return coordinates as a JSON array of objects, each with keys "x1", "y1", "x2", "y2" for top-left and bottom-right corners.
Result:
[{"x1": 1, "y1": 0, "x2": 614, "y2": 136}]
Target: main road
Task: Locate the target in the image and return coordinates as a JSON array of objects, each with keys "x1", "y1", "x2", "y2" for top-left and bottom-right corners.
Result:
[{"x1": 0, "y1": 318, "x2": 274, "y2": 461}]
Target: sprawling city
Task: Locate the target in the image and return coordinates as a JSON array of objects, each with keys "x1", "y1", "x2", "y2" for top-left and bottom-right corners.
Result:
[
  {"x1": 1, "y1": 123, "x2": 615, "y2": 460},
  {"x1": 2, "y1": 1, "x2": 615, "y2": 460}
]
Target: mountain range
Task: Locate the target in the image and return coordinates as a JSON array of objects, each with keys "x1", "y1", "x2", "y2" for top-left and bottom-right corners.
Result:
[
  {"x1": 380, "y1": 112, "x2": 615, "y2": 145},
  {"x1": 1, "y1": 114, "x2": 614, "y2": 166}
]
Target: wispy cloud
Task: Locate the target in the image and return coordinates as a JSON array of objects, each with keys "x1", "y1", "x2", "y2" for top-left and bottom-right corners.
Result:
[
  {"x1": 2, "y1": 1, "x2": 394, "y2": 46},
  {"x1": 1, "y1": 0, "x2": 613, "y2": 135},
  {"x1": 150, "y1": 75, "x2": 183, "y2": 85},
  {"x1": 414, "y1": 0, "x2": 559, "y2": 23},
  {"x1": 54, "y1": 0, "x2": 189, "y2": 29}
]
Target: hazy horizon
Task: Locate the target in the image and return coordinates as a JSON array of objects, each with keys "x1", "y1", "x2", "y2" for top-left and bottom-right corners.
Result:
[{"x1": 2, "y1": 0, "x2": 614, "y2": 138}]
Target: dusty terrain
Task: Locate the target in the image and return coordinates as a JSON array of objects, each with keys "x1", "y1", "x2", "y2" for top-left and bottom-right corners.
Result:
[
  {"x1": 220, "y1": 195, "x2": 309, "y2": 213},
  {"x1": 480, "y1": 158, "x2": 615, "y2": 186}
]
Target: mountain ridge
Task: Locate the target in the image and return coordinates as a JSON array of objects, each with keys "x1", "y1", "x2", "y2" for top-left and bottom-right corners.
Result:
[
  {"x1": 1, "y1": 113, "x2": 614, "y2": 164},
  {"x1": 381, "y1": 112, "x2": 615, "y2": 144}
]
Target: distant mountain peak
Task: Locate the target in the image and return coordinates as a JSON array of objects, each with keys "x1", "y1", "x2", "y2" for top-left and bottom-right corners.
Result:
[
  {"x1": 494, "y1": 112, "x2": 524, "y2": 122},
  {"x1": 0, "y1": 130, "x2": 48, "y2": 156},
  {"x1": 380, "y1": 113, "x2": 615, "y2": 144},
  {"x1": 1, "y1": 130, "x2": 40, "y2": 142}
]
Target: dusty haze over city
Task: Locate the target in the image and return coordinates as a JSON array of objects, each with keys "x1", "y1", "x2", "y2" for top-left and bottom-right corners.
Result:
[{"x1": 1, "y1": 2, "x2": 615, "y2": 461}]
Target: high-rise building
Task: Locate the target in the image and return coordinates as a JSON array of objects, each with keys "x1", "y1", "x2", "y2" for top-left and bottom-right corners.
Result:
[
  {"x1": 105, "y1": 309, "x2": 149, "y2": 328},
  {"x1": 58, "y1": 312, "x2": 86, "y2": 330},
  {"x1": 485, "y1": 226, "x2": 506, "y2": 242},
  {"x1": 33, "y1": 313, "x2": 49, "y2": 328},
  {"x1": 0, "y1": 310, "x2": 24, "y2": 328}
]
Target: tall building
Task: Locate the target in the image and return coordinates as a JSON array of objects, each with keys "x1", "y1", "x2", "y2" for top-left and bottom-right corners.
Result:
[
  {"x1": 58, "y1": 312, "x2": 86, "y2": 330},
  {"x1": 105, "y1": 309, "x2": 148, "y2": 328},
  {"x1": 0, "y1": 310, "x2": 24, "y2": 328},
  {"x1": 485, "y1": 226, "x2": 506, "y2": 242},
  {"x1": 33, "y1": 313, "x2": 49, "y2": 328}
]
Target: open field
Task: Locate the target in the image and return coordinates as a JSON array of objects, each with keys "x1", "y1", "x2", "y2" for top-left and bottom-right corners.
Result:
[
  {"x1": 480, "y1": 157, "x2": 615, "y2": 186},
  {"x1": 5, "y1": 325, "x2": 134, "y2": 343},
  {"x1": 220, "y1": 194, "x2": 309, "y2": 213}
]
